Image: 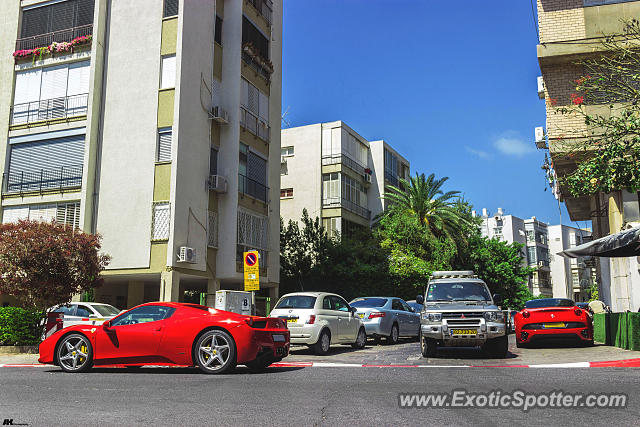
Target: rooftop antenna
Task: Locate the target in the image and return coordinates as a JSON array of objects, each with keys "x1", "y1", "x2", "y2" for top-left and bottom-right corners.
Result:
[{"x1": 281, "y1": 106, "x2": 291, "y2": 128}]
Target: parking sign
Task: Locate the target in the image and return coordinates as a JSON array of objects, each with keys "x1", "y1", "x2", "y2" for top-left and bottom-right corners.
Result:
[{"x1": 244, "y1": 250, "x2": 260, "y2": 291}]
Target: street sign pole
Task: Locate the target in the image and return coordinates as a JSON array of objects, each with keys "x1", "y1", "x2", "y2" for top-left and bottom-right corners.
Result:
[{"x1": 243, "y1": 250, "x2": 260, "y2": 315}]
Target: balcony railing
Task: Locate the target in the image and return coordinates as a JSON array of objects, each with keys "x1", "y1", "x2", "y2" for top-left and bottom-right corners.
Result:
[
  {"x1": 240, "y1": 106, "x2": 270, "y2": 143},
  {"x1": 384, "y1": 170, "x2": 399, "y2": 187},
  {"x1": 16, "y1": 24, "x2": 93, "y2": 51},
  {"x1": 322, "y1": 197, "x2": 371, "y2": 220},
  {"x1": 238, "y1": 173, "x2": 268, "y2": 203},
  {"x1": 242, "y1": 51, "x2": 271, "y2": 81},
  {"x1": 10, "y1": 93, "x2": 89, "y2": 126},
  {"x1": 321, "y1": 154, "x2": 366, "y2": 175},
  {"x1": 246, "y1": 0, "x2": 273, "y2": 25},
  {"x1": 2, "y1": 165, "x2": 83, "y2": 194}
]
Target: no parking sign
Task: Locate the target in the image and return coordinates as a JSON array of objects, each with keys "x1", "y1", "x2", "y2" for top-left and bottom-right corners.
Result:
[{"x1": 243, "y1": 250, "x2": 260, "y2": 291}]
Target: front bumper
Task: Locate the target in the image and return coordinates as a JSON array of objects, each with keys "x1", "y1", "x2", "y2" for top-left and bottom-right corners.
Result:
[{"x1": 421, "y1": 320, "x2": 505, "y2": 346}]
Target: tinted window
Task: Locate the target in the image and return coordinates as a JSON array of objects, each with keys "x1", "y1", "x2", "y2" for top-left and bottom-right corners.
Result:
[
  {"x1": 111, "y1": 305, "x2": 175, "y2": 326},
  {"x1": 330, "y1": 296, "x2": 349, "y2": 312},
  {"x1": 323, "y1": 297, "x2": 331, "y2": 310},
  {"x1": 54, "y1": 305, "x2": 76, "y2": 316},
  {"x1": 75, "y1": 305, "x2": 92, "y2": 317},
  {"x1": 274, "y1": 295, "x2": 316, "y2": 309},
  {"x1": 426, "y1": 282, "x2": 491, "y2": 302},
  {"x1": 92, "y1": 304, "x2": 121, "y2": 316},
  {"x1": 401, "y1": 301, "x2": 413, "y2": 312},
  {"x1": 392, "y1": 300, "x2": 404, "y2": 311},
  {"x1": 350, "y1": 298, "x2": 387, "y2": 308},
  {"x1": 524, "y1": 298, "x2": 575, "y2": 309}
]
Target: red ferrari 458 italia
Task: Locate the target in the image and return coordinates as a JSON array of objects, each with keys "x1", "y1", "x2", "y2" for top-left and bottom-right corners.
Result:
[
  {"x1": 514, "y1": 298, "x2": 593, "y2": 347},
  {"x1": 39, "y1": 302, "x2": 290, "y2": 374}
]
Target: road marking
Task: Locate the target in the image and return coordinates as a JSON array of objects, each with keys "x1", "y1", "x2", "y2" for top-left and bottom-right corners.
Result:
[{"x1": 530, "y1": 362, "x2": 590, "y2": 368}]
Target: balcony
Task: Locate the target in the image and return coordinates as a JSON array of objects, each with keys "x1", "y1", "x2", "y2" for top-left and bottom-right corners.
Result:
[
  {"x1": 384, "y1": 170, "x2": 399, "y2": 187},
  {"x1": 2, "y1": 165, "x2": 83, "y2": 195},
  {"x1": 240, "y1": 106, "x2": 270, "y2": 143},
  {"x1": 238, "y1": 173, "x2": 268, "y2": 203},
  {"x1": 242, "y1": 51, "x2": 272, "y2": 81},
  {"x1": 246, "y1": 0, "x2": 273, "y2": 25},
  {"x1": 15, "y1": 24, "x2": 92, "y2": 51},
  {"x1": 321, "y1": 154, "x2": 366, "y2": 176},
  {"x1": 10, "y1": 94, "x2": 88, "y2": 127},
  {"x1": 322, "y1": 197, "x2": 371, "y2": 220}
]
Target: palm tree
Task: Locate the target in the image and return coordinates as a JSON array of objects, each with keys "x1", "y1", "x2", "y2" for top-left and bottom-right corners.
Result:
[{"x1": 382, "y1": 172, "x2": 469, "y2": 238}]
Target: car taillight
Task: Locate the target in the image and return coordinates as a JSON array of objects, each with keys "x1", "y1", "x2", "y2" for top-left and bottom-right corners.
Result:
[
  {"x1": 306, "y1": 315, "x2": 316, "y2": 325},
  {"x1": 574, "y1": 308, "x2": 582, "y2": 316},
  {"x1": 368, "y1": 312, "x2": 386, "y2": 319},
  {"x1": 522, "y1": 311, "x2": 530, "y2": 319}
]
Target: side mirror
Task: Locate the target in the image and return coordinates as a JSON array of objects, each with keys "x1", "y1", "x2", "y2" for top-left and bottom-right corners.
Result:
[
  {"x1": 416, "y1": 295, "x2": 424, "y2": 305},
  {"x1": 102, "y1": 321, "x2": 112, "y2": 331},
  {"x1": 409, "y1": 307, "x2": 415, "y2": 313},
  {"x1": 492, "y1": 294, "x2": 503, "y2": 306},
  {"x1": 349, "y1": 306, "x2": 357, "y2": 314}
]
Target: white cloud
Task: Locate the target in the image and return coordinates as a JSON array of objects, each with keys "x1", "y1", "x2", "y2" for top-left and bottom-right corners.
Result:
[
  {"x1": 465, "y1": 146, "x2": 492, "y2": 160},
  {"x1": 493, "y1": 131, "x2": 534, "y2": 157}
]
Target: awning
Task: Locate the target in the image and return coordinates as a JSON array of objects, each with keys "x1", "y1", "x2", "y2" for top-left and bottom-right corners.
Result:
[{"x1": 558, "y1": 226, "x2": 640, "y2": 258}]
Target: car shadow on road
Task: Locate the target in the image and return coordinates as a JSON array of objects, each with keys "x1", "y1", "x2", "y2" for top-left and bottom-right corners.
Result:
[
  {"x1": 520, "y1": 340, "x2": 599, "y2": 349},
  {"x1": 289, "y1": 344, "x2": 376, "y2": 356},
  {"x1": 44, "y1": 366, "x2": 306, "y2": 375},
  {"x1": 431, "y1": 347, "x2": 519, "y2": 360}
]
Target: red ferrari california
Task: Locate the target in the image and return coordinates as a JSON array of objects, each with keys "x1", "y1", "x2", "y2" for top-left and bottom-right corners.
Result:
[
  {"x1": 514, "y1": 298, "x2": 593, "y2": 347},
  {"x1": 39, "y1": 302, "x2": 290, "y2": 374}
]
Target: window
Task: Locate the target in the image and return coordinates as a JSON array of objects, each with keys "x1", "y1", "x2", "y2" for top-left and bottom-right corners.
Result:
[
  {"x1": 239, "y1": 144, "x2": 268, "y2": 202},
  {"x1": 322, "y1": 173, "x2": 340, "y2": 204},
  {"x1": 392, "y1": 300, "x2": 404, "y2": 311},
  {"x1": 527, "y1": 247, "x2": 537, "y2": 264},
  {"x1": 12, "y1": 61, "x2": 90, "y2": 125},
  {"x1": 208, "y1": 211, "x2": 218, "y2": 248},
  {"x1": 152, "y1": 202, "x2": 170, "y2": 241},
  {"x1": 53, "y1": 304, "x2": 76, "y2": 316},
  {"x1": 210, "y1": 147, "x2": 218, "y2": 175},
  {"x1": 329, "y1": 296, "x2": 350, "y2": 312},
  {"x1": 157, "y1": 128, "x2": 172, "y2": 162},
  {"x1": 526, "y1": 230, "x2": 535, "y2": 242},
  {"x1": 241, "y1": 78, "x2": 269, "y2": 121},
  {"x1": 160, "y1": 55, "x2": 176, "y2": 89},
  {"x1": 280, "y1": 188, "x2": 293, "y2": 198},
  {"x1": 322, "y1": 297, "x2": 331, "y2": 310},
  {"x1": 163, "y1": 0, "x2": 178, "y2": 17},
  {"x1": 237, "y1": 209, "x2": 269, "y2": 250},
  {"x1": 242, "y1": 16, "x2": 269, "y2": 60},
  {"x1": 274, "y1": 295, "x2": 316, "y2": 309},
  {"x1": 111, "y1": 305, "x2": 175, "y2": 326},
  {"x1": 280, "y1": 162, "x2": 288, "y2": 176},
  {"x1": 3, "y1": 202, "x2": 80, "y2": 228},
  {"x1": 493, "y1": 227, "x2": 503, "y2": 235},
  {"x1": 20, "y1": 0, "x2": 94, "y2": 39},
  {"x1": 281, "y1": 146, "x2": 294, "y2": 157},
  {"x1": 322, "y1": 217, "x2": 339, "y2": 239},
  {"x1": 214, "y1": 15, "x2": 223, "y2": 45},
  {"x1": 384, "y1": 148, "x2": 398, "y2": 185},
  {"x1": 75, "y1": 305, "x2": 92, "y2": 317}
]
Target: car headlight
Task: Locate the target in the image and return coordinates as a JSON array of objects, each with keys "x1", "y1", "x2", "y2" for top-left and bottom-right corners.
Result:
[
  {"x1": 484, "y1": 311, "x2": 504, "y2": 322},
  {"x1": 421, "y1": 313, "x2": 442, "y2": 322}
]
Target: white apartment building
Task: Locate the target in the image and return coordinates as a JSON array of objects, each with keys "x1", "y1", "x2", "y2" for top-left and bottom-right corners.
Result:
[
  {"x1": 0, "y1": 0, "x2": 282, "y2": 311},
  {"x1": 548, "y1": 225, "x2": 597, "y2": 302},
  {"x1": 280, "y1": 121, "x2": 409, "y2": 237}
]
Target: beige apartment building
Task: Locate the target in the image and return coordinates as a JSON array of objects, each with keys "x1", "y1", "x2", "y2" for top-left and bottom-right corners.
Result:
[
  {"x1": 537, "y1": 0, "x2": 640, "y2": 311},
  {"x1": 0, "y1": 0, "x2": 282, "y2": 310},
  {"x1": 280, "y1": 121, "x2": 409, "y2": 237}
]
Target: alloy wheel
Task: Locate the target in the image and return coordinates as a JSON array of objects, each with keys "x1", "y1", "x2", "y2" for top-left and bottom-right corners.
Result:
[
  {"x1": 57, "y1": 334, "x2": 91, "y2": 372},
  {"x1": 197, "y1": 331, "x2": 231, "y2": 372}
]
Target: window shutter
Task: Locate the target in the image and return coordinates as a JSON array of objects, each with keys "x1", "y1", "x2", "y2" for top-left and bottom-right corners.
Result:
[
  {"x1": 157, "y1": 129, "x2": 172, "y2": 162},
  {"x1": 50, "y1": 1, "x2": 74, "y2": 33},
  {"x1": 29, "y1": 204, "x2": 57, "y2": 222},
  {"x1": 75, "y1": 0, "x2": 95, "y2": 27},
  {"x1": 40, "y1": 65, "x2": 69, "y2": 101},
  {"x1": 2, "y1": 206, "x2": 29, "y2": 224},
  {"x1": 247, "y1": 83, "x2": 259, "y2": 115},
  {"x1": 241, "y1": 79, "x2": 249, "y2": 108},
  {"x1": 21, "y1": 7, "x2": 49, "y2": 38},
  {"x1": 14, "y1": 69, "x2": 42, "y2": 105},
  {"x1": 160, "y1": 55, "x2": 176, "y2": 89},
  {"x1": 259, "y1": 91, "x2": 269, "y2": 122},
  {"x1": 9, "y1": 134, "x2": 85, "y2": 176},
  {"x1": 66, "y1": 61, "x2": 90, "y2": 96},
  {"x1": 152, "y1": 203, "x2": 170, "y2": 240},
  {"x1": 163, "y1": 0, "x2": 179, "y2": 17},
  {"x1": 56, "y1": 202, "x2": 80, "y2": 228},
  {"x1": 247, "y1": 152, "x2": 267, "y2": 186}
]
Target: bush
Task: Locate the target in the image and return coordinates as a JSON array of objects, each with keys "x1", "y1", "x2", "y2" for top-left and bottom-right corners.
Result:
[{"x1": 0, "y1": 307, "x2": 43, "y2": 346}]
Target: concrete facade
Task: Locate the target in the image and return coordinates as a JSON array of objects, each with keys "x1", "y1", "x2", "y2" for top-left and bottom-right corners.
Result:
[
  {"x1": 548, "y1": 224, "x2": 596, "y2": 302},
  {"x1": 0, "y1": 0, "x2": 282, "y2": 312},
  {"x1": 280, "y1": 121, "x2": 409, "y2": 237},
  {"x1": 536, "y1": 0, "x2": 639, "y2": 311}
]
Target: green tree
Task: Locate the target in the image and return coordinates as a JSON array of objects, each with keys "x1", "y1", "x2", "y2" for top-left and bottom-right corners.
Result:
[
  {"x1": 382, "y1": 172, "x2": 469, "y2": 238},
  {"x1": 0, "y1": 220, "x2": 111, "y2": 310}
]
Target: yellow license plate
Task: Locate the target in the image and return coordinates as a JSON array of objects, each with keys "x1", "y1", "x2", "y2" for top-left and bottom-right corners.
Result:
[
  {"x1": 358, "y1": 313, "x2": 364, "y2": 319},
  {"x1": 451, "y1": 329, "x2": 477, "y2": 336},
  {"x1": 287, "y1": 318, "x2": 298, "y2": 323},
  {"x1": 544, "y1": 322, "x2": 565, "y2": 328}
]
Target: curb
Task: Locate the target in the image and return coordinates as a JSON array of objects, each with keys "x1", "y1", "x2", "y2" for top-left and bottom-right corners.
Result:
[{"x1": 2, "y1": 358, "x2": 640, "y2": 369}]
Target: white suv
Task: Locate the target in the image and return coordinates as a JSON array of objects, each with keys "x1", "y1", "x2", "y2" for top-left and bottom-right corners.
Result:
[{"x1": 269, "y1": 292, "x2": 366, "y2": 355}]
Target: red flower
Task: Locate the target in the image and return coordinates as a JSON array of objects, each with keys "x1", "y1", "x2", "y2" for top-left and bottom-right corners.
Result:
[{"x1": 572, "y1": 96, "x2": 584, "y2": 105}]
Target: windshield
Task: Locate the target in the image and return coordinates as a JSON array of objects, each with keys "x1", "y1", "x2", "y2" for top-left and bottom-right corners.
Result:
[
  {"x1": 350, "y1": 298, "x2": 388, "y2": 308},
  {"x1": 426, "y1": 282, "x2": 491, "y2": 302},
  {"x1": 275, "y1": 295, "x2": 317, "y2": 309},
  {"x1": 93, "y1": 304, "x2": 121, "y2": 316},
  {"x1": 525, "y1": 298, "x2": 575, "y2": 309}
]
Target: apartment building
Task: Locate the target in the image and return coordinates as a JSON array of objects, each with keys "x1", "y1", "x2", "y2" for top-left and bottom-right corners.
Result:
[
  {"x1": 478, "y1": 208, "x2": 552, "y2": 297},
  {"x1": 280, "y1": 121, "x2": 409, "y2": 237},
  {"x1": 0, "y1": 0, "x2": 282, "y2": 310},
  {"x1": 536, "y1": 0, "x2": 637, "y2": 310},
  {"x1": 548, "y1": 225, "x2": 597, "y2": 302}
]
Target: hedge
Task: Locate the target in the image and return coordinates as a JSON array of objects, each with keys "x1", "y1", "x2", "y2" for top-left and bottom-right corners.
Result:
[{"x1": 0, "y1": 307, "x2": 43, "y2": 346}]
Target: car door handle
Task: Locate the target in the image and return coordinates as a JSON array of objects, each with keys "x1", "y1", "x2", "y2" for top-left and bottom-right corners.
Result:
[{"x1": 153, "y1": 326, "x2": 162, "y2": 331}]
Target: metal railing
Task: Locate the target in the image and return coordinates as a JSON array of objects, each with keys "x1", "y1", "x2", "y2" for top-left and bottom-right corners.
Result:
[
  {"x1": 10, "y1": 93, "x2": 89, "y2": 126},
  {"x1": 238, "y1": 173, "x2": 268, "y2": 202},
  {"x1": 322, "y1": 197, "x2": 371, "y2": 220},
  {"x1": 2, "y1": 165, "x2": 83, "y2": 194},
  {"x1": 384, "y1": 170, "x2": 399, "y2": 187},
  {"x1": 240, "y1": 106, "x2": 270, "y2": 142},
  {"x1": 321, "y1": 154, "x2": 366, "y2": 175},
  {"x1": 16, "y1": 24, "x2": 93, "y2": 51},
  {"x1": 242, "y1": 51, "x2": 271, "y2": 81},
  {"x1": 246, "y1": 0, "x2": 273, "y2": 25}
]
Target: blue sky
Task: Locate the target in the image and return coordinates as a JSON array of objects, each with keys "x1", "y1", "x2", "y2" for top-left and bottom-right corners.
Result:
[{"x1": 282, "y1": 0, "x2": 578, "y2": 227}]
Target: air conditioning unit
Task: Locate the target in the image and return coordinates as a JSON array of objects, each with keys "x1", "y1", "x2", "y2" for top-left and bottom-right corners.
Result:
[
  {"x1": 535, "y1": 126, "x2": 547, "y2": 149},
  {"x1": 363, "y1": 173, "x2": 372, "y2": 184},
  {"x1": 178, "y1": 246, "x2": 197, "y2": 263},
  {"x1": 537, "y1": 76, "x2": 545, "y2": 99},
  {"x1": 208, "y1": 175, "x2": 228, "y2": 193},
  {"x1": 210, "y1": 106, "x2": 229, "y2": 124}
]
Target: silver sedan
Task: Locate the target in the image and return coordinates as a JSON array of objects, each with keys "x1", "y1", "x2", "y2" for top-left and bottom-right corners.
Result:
[{"x1": 349, "y1": 297, "x2": 420, "y2": 344}]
